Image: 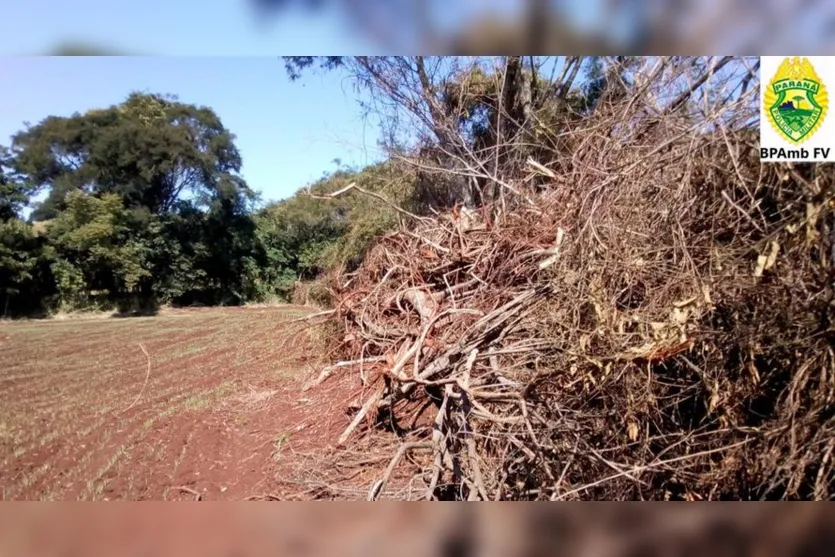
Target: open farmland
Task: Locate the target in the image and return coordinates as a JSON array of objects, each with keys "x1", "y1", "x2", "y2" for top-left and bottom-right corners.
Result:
[{"x1": 0, "y1": 306, "x2": 351, "y2": 500}]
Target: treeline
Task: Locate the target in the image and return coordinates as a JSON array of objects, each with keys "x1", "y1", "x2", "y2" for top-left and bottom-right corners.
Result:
[
  {"x1": 2, "y1": 57, "x2": 710, "y2": 317},
  {"x1": 0, "y1": 92, "x2": 411, "y2": 316}
]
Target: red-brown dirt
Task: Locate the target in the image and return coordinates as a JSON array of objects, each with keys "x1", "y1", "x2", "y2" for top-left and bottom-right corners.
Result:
[{"x1": 0, "y1": 306, "x2": 352, "y2": 500}]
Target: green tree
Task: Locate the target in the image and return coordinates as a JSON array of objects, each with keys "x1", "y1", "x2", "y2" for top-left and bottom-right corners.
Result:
[
  {"x1": 10, "y1": 91, "x2": 252, "y2": 220},
  {"x1": 46, "y1": 191, "x2": 150, "y2": 307},
  {"x1": 0, "y1": 218, "x2": 40, "y2": 316},
  {"x1": 0, "y1": 147, "x2": 29, "y2": 221},
  {"x1": 253, "y1": 161, "x2": 415, "y2": 300},
  {"x1": 5, "y1": 92, "x2": 261, "y2": 312},
  {"x1": 0, "y1": 151, "x2": 48, "y2": 315},
  {"x1": 143, "y1": 206, "x2": 210, "y2": 304},
  {"x1": 792, "y1": 95, "x2": 804, "y2": 110}
]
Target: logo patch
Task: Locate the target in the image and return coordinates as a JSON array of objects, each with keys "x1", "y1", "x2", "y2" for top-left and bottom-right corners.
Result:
[{"x1": 764, "y1": 57, "x2": 829, "y2": 144}]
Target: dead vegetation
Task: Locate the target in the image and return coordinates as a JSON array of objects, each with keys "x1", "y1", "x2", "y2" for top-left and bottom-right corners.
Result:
[{"x1": 288, "y1": 58, "x2": 834, "y2": 500}]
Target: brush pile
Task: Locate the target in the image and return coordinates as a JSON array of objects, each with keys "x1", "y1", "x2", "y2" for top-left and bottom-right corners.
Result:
[{"x1": 309, "y1": 71, "x2": 835, "y2": 500}]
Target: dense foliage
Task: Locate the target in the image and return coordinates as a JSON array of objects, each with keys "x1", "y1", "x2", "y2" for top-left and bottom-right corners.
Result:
[
  {"x1": 1, "y1": 94, "x2": 256, "y2": 314},
  {"x1": 255, "y1": 162, "x2": 414, "y2": 292},
  {"x1": 0, "y1": 92, "x2": 415, "y2": 316}
]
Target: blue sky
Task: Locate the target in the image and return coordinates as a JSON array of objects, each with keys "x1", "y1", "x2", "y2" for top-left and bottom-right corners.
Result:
[
  {"x1": 0, "y1": 0, "x2": 395, "y2": 206},
  {"x1": 1, "y1": 0, "x2": 490, "y2": 56},
  {"x1": 0, "y1": 1, "x2": 517, "y2": 206},
  {"x1": 2, "y1": 1, "x2": 379, "y2": 56},
  {"x1": 0, "y1": 57, "x2": 384, "y2": 205},
  {"x1": 0, "y1": 1, "x2": 597, "y2": 206}
]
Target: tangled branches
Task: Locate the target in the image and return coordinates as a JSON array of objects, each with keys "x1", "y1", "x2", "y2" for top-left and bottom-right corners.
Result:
[{"x1": 306, "y1": 60, "x2": 834, "y2": 500}]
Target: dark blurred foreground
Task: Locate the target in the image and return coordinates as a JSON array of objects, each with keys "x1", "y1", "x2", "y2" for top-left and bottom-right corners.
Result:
[{"x1": 0, "y1": 504, "x2": 833, "y2": 557}]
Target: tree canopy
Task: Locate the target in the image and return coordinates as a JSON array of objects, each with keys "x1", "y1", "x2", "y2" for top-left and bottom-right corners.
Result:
[
  {"x1": 1, "y1": 92, "x2": 265, "y2": 315},
  {"x1": 0, "y1": 90, "x2": 415, "y2": 316},
  {"x1": 11, "y1": 92, "x2": 251, "y2": 221}
]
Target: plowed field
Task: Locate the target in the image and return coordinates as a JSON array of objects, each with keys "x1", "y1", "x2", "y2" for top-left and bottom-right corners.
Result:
[{"x1": 0, "y1": 306, "x2": 350, "y2": 500}]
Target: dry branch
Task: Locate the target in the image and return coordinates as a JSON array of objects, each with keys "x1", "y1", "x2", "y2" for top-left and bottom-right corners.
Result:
[
  {"x1": 124, "y1": 343, "x2": 151, "y2": 413},
  {"x1": 297, "y1": 57, "x2": 835, "y2": 501},
  {"x1": 308, "y1": 181, "x2": 429, "y2": 223}
]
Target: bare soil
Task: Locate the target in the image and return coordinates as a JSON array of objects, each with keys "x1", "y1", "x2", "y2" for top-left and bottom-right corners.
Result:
[{"x1": 0, "y1": 306, "x2": 352, "y2": 500}]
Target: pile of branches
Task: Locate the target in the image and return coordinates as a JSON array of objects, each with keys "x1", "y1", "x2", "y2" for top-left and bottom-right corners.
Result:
[{"x1": 312, "y1": 63, "x2": 834, "y2": 500}]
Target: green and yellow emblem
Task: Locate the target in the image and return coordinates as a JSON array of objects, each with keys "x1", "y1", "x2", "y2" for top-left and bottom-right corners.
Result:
[{"x1": 765, "y1": 57, "x2": 828, "y2": 144}]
